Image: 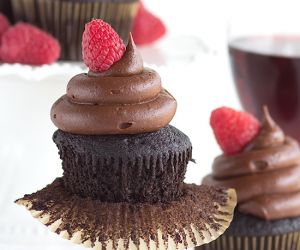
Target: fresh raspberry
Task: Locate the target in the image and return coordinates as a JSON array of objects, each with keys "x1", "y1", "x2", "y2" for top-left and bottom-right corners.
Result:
[
  {"x1": 82, "y1": 19, "x2": 126, "y2": 72},
  {"x1": 0, "y1": 13, "x2": 11, "y2": 43},
  {"x1": 0, "y1": 22, "x2": 60, "y2": 65},
  {"x1": 132, "y1": 2, "x2": 166, "y2": 45},
  {"x1": 210, "y1": 107, "x2": 261, "y2": 155}
]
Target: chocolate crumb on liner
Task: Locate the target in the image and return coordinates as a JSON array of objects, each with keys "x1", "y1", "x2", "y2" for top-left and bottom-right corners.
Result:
[
  {"x1": 11, "y1": 0, "x2": 138, "y2": 60},
  {"x1": 16, "y1": 179, "x2": 236, "y2": 250}
]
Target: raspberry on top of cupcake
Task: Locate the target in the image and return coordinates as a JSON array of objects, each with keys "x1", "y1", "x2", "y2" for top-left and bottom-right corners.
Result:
[
  {"x1": 16, "y1": 19, "x2": 237, "y2": 250},
  {"x1": 204, "y1": 106, "x2": 300, "y2": 221}
]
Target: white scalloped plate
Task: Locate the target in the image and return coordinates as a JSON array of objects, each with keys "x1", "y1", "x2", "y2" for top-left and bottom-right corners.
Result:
[{"x1": 0, "y1": 62, "x2": 86, "y2": 80}]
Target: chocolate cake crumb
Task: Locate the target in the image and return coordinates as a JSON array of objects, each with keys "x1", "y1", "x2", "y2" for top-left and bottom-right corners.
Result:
[{"x1": 53, "y1": 125, "x2": 193, "y2": 203}]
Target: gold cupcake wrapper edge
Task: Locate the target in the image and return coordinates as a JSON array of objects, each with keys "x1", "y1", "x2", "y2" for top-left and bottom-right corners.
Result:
[{"x1": 16, "y1": 187, "x2": 236, "y2": 250}]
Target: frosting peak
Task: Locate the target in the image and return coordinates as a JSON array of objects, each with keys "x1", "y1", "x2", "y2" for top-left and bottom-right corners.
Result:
[
  {"x1": 203, "y1": 108, "x2": 300, "y2": 220},
  {"x1": 51, "y1": 35, "x2": 177, "y2": 135},
  {"x1": 246, "y1": 106, "x2": 285, "y2": 151},
  {"x1": 88, "y1": 35, "x2": 143, "y2": 77}
]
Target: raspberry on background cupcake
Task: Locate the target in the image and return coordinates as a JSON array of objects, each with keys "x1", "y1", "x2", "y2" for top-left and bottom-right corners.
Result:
[
  {"x1": 15, "y1": 19, "x2": 237, "y2": 249},
  {"x1": 198, "y1": 106, "x2": 300, "y2": 250},
  {"x1": 11, "y1": 0, "x2": 138, "y2": 61}
]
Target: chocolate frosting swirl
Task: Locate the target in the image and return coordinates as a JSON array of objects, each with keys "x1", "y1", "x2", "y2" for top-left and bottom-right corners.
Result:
[
  {"x1": 51, "y1": 36, "x2": 177, "y2": 134},
  {"x1": 203, "y1": 107, "x2": 300, "y2": 220}
]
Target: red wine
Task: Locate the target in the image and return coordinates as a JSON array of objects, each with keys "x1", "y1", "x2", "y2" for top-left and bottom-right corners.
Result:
[{"x1": 229, "y1": 36, "x2": 300, "y2": 141}]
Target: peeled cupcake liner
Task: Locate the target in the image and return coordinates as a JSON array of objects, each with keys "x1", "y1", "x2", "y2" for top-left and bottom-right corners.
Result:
[
  {"x1": 197, "y1": 232, "x2": 300, "y2": 250},
  {"x1": 11, "y1": 0, "x2": 138, "y2": 60},
  {"x1": 16, "y1": 178, "x2": 237, "y2": 250}
]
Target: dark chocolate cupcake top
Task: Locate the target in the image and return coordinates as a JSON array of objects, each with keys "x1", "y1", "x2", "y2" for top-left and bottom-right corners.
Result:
[
  {"x1": 204, "y1": 107, "x2": 300, "y2": 220},
  {"x1": 51, "y1": 36, "x2": 177, "y2": 135}
]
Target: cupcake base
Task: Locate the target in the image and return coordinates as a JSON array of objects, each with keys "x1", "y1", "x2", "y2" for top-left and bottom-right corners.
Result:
[
  {"x1": 16, "y1": 178, "x2": 236, "y2": 249},
  {"x1": 197, "y1": 233, "x2": 300, "y2": 250},
  {"x1": 197, "y1": 211, "x2": 300, "y2": 250},
  {"x1": 53, "y1": 125, "x2": 192, "y2": 203}
]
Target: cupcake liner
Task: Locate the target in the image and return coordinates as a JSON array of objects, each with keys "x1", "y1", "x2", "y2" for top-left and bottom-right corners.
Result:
[
  {"x1": 11, "y1": 0, "x2": 138, "y2": 60},
  {"x1": 0, "y1": 1, "x2": 13, "y2": 21},
  {"x1": 16, "y1": 178, "x2": 237, "y2": 249},
  {"x1": 197, "y1": 232, "x2": 300, "y2": 250}
]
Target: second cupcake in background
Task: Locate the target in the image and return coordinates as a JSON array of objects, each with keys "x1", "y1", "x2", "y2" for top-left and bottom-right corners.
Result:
[
  {"x1": 198, "y1": 106, "x2": 300, "y2": 250},
  {"x1": 11, "y1": 0, "x2": 138, "y2": 60}
]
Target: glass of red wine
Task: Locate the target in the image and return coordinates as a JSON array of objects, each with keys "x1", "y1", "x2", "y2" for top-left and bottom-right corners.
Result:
[{"x1": 228, "y1": 3, "x2": 300, "y2": 141}]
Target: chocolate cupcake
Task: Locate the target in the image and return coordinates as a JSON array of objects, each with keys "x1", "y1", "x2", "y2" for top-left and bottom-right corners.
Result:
[
  {"x1": 198, "y1": 106, "x2": 300, "y2": 250},
  {"x1": 16, "y1": 20, "x2": 237, "y2": 249},
  {"x1": 11, "y1": 0, "x2": 138, "y2": 60}
]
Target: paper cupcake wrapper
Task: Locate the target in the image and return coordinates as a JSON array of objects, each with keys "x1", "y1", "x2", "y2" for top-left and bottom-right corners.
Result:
[
  {"x1": 11, "y1": 0, "x2": 138, "y2": 60},
  {"x1": 0, "y1": 1, "x2": 13, "y2": 20},
  {"x1": 197, "y1": 232, "x2": 300, "y2": 250},
  {"x1": 16, "y1": 178, "x2": 236, "y2": 250}
]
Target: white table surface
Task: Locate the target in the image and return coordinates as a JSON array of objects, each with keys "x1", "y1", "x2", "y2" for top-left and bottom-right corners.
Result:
[{"x1": 0, "y1": 41, "x2": 240, "y2": 249}]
